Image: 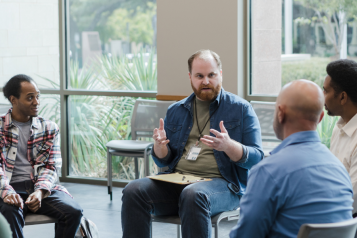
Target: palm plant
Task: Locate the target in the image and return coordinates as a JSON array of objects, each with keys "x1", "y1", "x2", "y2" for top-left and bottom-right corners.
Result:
[
  {"x1": 39, "y1": 50, "x2": 158, "y2": 180},
  {"x1": 99, "y1": 49, "x2": 159, "y2": 179},
  {"x1": 39, "y1": 61, "x2": 135, "y2": 177},
  {"x1": 99, "y1": 48, "x2": 157, "y2": 91},
  {"x1": 317, "y1": 110, "x2": 339, "y2": 148}
]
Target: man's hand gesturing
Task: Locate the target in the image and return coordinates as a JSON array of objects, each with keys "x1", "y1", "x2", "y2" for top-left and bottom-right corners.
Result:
[{"x1": 152, "y1": 118, "x2": 169, "y2": 158}]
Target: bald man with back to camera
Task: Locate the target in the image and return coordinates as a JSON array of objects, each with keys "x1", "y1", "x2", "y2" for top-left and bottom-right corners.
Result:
[{"x1": 230, "y1": 80, "x2": 353, "y2": 238}]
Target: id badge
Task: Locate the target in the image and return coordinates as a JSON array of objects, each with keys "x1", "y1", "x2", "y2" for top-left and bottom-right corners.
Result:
[{"x1": 185, "y1": 144, "x2": 201, "y2": 161}]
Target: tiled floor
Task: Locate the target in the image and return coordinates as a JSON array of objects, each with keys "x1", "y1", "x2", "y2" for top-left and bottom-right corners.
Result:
[{"x1": 23, "y1": 182, "x2": 237, "y2": 238}]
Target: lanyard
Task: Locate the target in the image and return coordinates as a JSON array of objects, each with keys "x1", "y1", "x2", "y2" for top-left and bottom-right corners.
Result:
[{"x1": 194, "y1": 96, "x2": 221, "y2": 143}]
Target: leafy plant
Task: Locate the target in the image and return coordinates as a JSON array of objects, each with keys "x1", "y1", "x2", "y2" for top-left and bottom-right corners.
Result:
[
  {"x1": 39, "y1": 61, "x2": 136, "y2": 178},
  {"x1": 39, "y1": 50, "x2": 158, "y2": 180},
  {"x1": 317, "y1": 110, "x2": 339, "y2": 148},
  {"x1": 99, "y1": 48, "x2": 157, "y2": 91}
]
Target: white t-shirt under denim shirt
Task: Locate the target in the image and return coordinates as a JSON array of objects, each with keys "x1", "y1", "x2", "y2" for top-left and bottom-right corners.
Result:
[
  {"x1": 330, "y1": 113, "x2": 357, "y2": 214},
  {"x1": 10, "y1": 119, "x2": 33, "y2": 184}
]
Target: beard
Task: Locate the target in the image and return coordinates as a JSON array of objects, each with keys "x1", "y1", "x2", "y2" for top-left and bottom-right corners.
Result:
[
  {"x1": 324, "y1": 105, "x2": 334, "y2": 116},
  {"x1": 191, "y1": 82, "x2": 222, "y2": 101}
]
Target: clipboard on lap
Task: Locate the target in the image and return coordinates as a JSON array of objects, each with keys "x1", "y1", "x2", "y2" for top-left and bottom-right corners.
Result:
[{"x1": 147, "y1": 173, "x2": 212, "y2": 185}]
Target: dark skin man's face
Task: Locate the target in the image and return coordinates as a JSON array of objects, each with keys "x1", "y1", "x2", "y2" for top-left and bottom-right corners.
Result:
[
  {"x1": 323, "y1": 75, "x2": 341, "y2": 117},
  {"x1": 10, "y1": 81, "x2": 40, "y2": 122}
]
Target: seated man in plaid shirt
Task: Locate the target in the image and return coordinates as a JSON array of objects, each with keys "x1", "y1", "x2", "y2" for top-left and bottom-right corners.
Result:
[{"x1": 0, "y1": 75, "x2": 83, "y2": 238}]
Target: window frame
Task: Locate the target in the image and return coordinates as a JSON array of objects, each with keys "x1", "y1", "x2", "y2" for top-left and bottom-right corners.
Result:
[
  {"x1": 243, "y1": 0, "x2": 277, "y2": 103},
  {"x1": 57, "y1": 0, "x2": 156, "y2": 186}
]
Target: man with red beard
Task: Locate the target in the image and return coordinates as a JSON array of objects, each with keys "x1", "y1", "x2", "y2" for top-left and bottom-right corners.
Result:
[{"x1": 121, "y1": 50, "x2": 263, "y2": 238}]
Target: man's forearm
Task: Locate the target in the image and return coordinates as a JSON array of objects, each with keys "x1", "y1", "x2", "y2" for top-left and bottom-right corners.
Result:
[
  {"x1": 153, "y1": 144, "x2": 169, "y2": 159},
  {"x1": 224, "y1": 140, "x2": 244, "y2": 162}
]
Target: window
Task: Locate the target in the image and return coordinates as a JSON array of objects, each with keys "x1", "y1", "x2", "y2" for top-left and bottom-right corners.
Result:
[
  {"x1": 65, "y1": 0, "x2": 157, "y2": 180},
  {"x1": 0, "y1": 0, "x2": 158, "y2": 184},
  {"x1": 68, "y1": 0, "x2": 157, "y2": 91},
  {"x1": 250, "y1": 0, "x2": 357, "y2": 97}
]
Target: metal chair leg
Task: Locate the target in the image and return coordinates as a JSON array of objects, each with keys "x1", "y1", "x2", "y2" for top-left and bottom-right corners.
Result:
[
  {"x1": 214, "y1": 221, "x2": 219, "y2": 238},
  {"x1": 134, "y1": 157, "x2": 139, "y2": 179},
  {"x1": 150, "y1": 219, "x2": 153, "y2": 238},
  {"x1": 177, "y1": 224, "x2": 181, "y2": 238},
  {"x1": 107, "y1": 149, "x2": 113, "y2": 200},
  {"x1": 144, "y1": 147, "x2": 151, "y2": 177}
]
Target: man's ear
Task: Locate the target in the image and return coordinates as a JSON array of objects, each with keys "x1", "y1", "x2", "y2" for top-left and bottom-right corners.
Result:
[
  {"x1": 340, "y1": 91, "x2": 348, "y2": 106},
  {"x1": 277, "y1": 105, "x2": 285, "y2": 124},
  {"x1": 318, "y1": 110, "x2": 324, "y2": 123},
  {"x1": 220, "y1": 70, "x2": 223, "y2": 81},
  {"x1": 9, "y1": 95, "x2": 16, "y2": 106}
]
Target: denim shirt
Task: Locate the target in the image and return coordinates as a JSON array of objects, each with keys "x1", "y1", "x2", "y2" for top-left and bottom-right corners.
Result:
[{"x1": 152, "y1": 88, "x2": 263, "y2": 195}]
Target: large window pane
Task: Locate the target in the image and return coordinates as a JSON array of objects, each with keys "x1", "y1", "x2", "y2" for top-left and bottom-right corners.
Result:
[
  {"x1": 68, "y1": 95, "x2": 156, "y2": 179},
  {"x1": 251, "y1": 0, "x2": 357, "y2": 95},
  {"x1": 0, "y1": 1, "x2": 60, "y2": 89},
  {"x1": 39, "y1": 94, "x2": 61, "y2": 176},
  {"x1": 68, "y1": 0, "x2": 157, "y2": 91}
]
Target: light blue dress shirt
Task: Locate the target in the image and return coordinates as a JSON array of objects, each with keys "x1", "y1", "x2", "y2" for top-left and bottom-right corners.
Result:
[{"x1": 230, "y1": 131, "x2": 353, "y2": 238}]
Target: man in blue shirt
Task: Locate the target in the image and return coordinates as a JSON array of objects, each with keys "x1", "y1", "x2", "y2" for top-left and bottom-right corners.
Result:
[
  {"x1": 230, "y1": 80, "x2": 353, "y2": 238},
  {"x1": 121, "y1": 50, "x2": 263, "y2": 238}
]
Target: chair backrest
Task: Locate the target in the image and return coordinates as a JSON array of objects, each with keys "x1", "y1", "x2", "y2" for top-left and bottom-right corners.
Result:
[
  {"x1": 131, "y1": 99, "x2": 176, "y2": 140},
  {"x1": 0, "y1": 104, "x2": 11, "y2": 116},
  {"x1": 297, "y1": 218, "x2": 357, "y2": 238},
  {"x1": 250, "y1": 101, "x2": 280, "y2": 143}
]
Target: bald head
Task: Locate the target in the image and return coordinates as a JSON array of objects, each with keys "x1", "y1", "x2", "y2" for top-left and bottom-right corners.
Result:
[
  {"x1": 278, "y1": 80, "x2": 324, "y2": 122},
  {"x1": 274, "y1": 80, "x2": 324, "y2": 140}
]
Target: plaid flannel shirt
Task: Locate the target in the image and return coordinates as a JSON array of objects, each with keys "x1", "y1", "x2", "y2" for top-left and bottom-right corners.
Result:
[{"x1": 0, "y1": 108, "x2": 70, "y2": 199}]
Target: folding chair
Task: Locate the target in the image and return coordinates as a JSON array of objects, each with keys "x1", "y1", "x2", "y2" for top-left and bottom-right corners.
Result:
[
  {"x1": 297, "y1": 218, "x2": 357, "y2": 238},
  {"x1": 250, "y1": 101, "x2": 280, "y2": 156},
  {"x1": 106, "y1": 99, "x2": 175, "y2": 200},
  {"x1": 151, "y1": 208, "x2": 240, "y2": 238}
]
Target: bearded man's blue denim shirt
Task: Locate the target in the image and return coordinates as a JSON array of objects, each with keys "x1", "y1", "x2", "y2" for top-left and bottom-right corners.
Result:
[
  {"x1": 230, "y1": 131, "x2": 353, "y2": 238},
  {"x1": 151, "y1": 88, "x2": 264, "y2": 195}
]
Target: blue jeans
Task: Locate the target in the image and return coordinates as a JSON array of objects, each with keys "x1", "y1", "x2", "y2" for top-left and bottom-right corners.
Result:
[
  {"x1": 0, "y1": 180, "x2": 83, "y2": 238},
  {"x1": 121, "y1": 177, "x2": 240, "y2": 238}
]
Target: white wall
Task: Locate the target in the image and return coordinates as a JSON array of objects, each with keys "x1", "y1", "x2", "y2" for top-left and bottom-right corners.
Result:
[
  {"x1": 251, "y1": 0, "x2": 281, "y2": 95},
  {"x1": 157, "y1": 0, "x2": 239, "y2": 97},
  {"x1": 0, "y1": 0, "x2": 59, "y2": 94}
]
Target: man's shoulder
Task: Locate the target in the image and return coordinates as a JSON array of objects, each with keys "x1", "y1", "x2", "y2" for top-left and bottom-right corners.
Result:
[
  {"x1": 166, "y1": 97, "x2": 190, "y2": 112},
  {"x1": 34, "y1": 116, "x2": 59, "y2": 132},
  {"x1": 221, "y1": 90, "x2": 250, "y2": 108},
  {"x1": 256, "y1": 142, "x2": 344, "y2": 178}
]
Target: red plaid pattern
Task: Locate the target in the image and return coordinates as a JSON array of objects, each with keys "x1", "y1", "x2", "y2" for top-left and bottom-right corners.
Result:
[{"x1": 0, "y1": 108, "x2": 70, "y2": 199}]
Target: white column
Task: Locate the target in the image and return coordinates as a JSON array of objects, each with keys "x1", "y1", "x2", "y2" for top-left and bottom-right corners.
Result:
[
  {"x1": 284, "y1": 0, "x2": 293, "y2": 54},
  {"x1": 339, "y1": 11, "x2": 348, "y2": 59}
]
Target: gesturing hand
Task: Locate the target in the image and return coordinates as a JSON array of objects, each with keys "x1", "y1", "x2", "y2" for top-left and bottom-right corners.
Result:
[
  {"x1": 25, "y1": 190, "x2": 44, "y2": 213},
  {"x1": 200, "y1": 121, "x2": 232, "y2": 151},
  {"x1": 153, "y1": 118, "x2": 170, "y2": 148},
  {"x1": 3, "y1": 194, "x2": 23, "y2": 209}
]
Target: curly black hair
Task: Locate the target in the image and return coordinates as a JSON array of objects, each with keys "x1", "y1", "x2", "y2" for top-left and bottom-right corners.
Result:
[
  {"x1": 3, "y1": 74, "x2": 36, "y2": 103},
  {"x1": 326, "y1": 59, "x2": 357, "y2": 104}
]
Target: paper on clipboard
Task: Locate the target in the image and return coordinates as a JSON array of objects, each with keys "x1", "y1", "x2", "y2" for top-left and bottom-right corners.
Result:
[{"x1": 147, "y1": 173, "x2": 212, "y2": 185}]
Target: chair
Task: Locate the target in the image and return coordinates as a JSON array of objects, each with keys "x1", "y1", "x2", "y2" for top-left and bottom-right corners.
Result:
[
  {"x1": 151, "y1": 208, "x2": 240, "y2": 238},
  {"x1": 296, "y1": 218, "x2": 357, "y2": 238},
  {"x1": 25, "y1": 214, "x2": 83, "y2": 237},
  {"x1": 25, "y1": 213, "x2": 58, "y2": 225},
  {"x1": 250, "y1": 101, "x2": 280, "y2": 157},
  {"x1": 106, "y1": 99, "x2": 175, "y2": 200}
]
